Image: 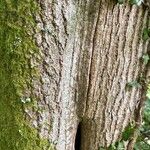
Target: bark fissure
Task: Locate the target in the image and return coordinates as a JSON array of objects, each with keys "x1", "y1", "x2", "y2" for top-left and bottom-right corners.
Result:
[
  {"x1": 85, "y1": 0, "x2": 102, "y2": 118},
  {"x1": 75, "y1": 122, "x2": 82, "y2": 150}
]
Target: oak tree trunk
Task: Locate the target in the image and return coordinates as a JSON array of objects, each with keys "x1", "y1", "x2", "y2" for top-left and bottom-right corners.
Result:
[{"x1": 0, "y1": 0, "x2": 150, "y2": 150}]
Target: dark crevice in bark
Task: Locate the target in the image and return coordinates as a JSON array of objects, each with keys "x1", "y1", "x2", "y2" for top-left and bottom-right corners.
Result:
[{"x1": 75, "y1": 122, "x2": 82, "y2": 150}]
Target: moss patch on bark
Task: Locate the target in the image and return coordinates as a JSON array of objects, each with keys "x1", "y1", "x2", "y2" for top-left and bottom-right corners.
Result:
[{"x1": 0, "y1": 1, "x2": 54, "y2": 149}]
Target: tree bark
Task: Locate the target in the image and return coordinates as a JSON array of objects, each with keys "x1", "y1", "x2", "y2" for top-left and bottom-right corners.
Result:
[{"x1": 0, "y1": 0, "x2": 150, "y2": 150}]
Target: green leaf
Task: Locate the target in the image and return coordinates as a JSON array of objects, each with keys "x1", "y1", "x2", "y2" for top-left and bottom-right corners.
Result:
[
  {"x1": 117, "y1": 141, "x2": 125, "y2": 149},
  {"x1": 99, "y1": 146, "x2": 105, "y2": 150},
  {"x1": 142, "y1": 54, "x2": 150, "y2": 65},
  {"x1": 143, "y1": 28, "x2": 150, "y2": 41},
  {"x1": 146, "y1": 92, "x2": 150, "y2": 100},
  {"x1": 129, "y1": 0, "x2": 143, "y2": 5},
  {"x1": 108, "y1": 143, "x2": 116, "y2": 150},
  {"x1": 146, "y1": 85, "x2": 150, "y2": 99},
  {"x1": 127, "y1": 81, "x2": 141, "y2": 88},
  {"x1": 122, "y1": 124, "x2": 135, "y2": 141},
  {"x1": 117, "y1": 0, "x2": 124, "y2": 4}
]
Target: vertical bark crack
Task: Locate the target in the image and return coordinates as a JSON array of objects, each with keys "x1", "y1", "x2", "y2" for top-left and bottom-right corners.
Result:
[{"x1": 75, "y1": 122, "x2": 82, "y2": 150}]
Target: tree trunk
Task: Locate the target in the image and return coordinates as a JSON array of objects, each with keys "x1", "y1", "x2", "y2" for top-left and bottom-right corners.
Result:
[{"x1": 0, "y1": 0, "x2": 150, "y2": 150}]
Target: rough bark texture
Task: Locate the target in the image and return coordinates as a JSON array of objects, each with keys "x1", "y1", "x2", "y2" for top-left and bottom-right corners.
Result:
[{"x1": 0, "y1": 0, "x2": 150, "y2": 150}]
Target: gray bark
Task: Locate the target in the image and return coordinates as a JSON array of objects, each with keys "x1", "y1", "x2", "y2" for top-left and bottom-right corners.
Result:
[{"x1": 25, "y1": 0, "x2": 150, "y2": 150}]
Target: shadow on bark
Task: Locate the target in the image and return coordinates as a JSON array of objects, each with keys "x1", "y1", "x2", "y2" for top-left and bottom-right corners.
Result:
[{"x1": 75, "y1": 122, "x2": 82, "y2": 150}]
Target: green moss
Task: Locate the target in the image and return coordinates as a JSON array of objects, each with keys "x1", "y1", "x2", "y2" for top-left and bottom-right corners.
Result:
[{"x1": 0, "y1": 1, "x2": 54, "y2": 149}]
